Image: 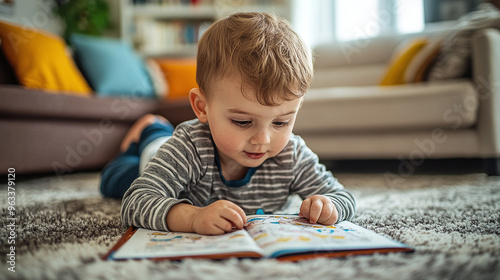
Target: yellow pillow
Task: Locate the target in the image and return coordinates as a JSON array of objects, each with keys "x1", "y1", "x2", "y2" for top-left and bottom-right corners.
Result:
[
  {"x1": 0, "y1": 20, "x2": 92, "y2": 95},
  {"x1": 379, "y1": 38, "x2": 428, "y2": 86},
  {"x1": 155, "y1": 58, "x2": 198, "y2": 100}
]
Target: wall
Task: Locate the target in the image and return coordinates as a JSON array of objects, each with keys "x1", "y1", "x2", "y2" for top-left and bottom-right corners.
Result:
[{"x1": 0, "y1": 0, "x2": 63, "y2": 35}]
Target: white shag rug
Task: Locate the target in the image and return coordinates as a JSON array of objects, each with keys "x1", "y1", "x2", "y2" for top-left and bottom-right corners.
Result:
[{"x1": 0, "y1": 171, "x2": 499, "y2": 280}]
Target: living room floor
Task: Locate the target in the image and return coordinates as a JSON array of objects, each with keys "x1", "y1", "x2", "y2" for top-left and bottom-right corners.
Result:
[{"x1": 1, "y1": 166, "x2": 498, "y2": 280}]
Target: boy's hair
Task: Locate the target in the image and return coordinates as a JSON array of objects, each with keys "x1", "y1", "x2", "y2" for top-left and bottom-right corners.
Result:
[{"x1": 196, "y1": 12, "x2": 313, "y2": 106}]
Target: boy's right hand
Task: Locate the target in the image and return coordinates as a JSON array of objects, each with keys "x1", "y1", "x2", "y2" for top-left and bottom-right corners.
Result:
[{"x1": 191, "y1": 200, "x2": 247, "y2": 235}]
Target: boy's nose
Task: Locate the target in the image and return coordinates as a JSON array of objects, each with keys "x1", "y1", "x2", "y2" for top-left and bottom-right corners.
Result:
[{"x1": 250, "y1": 129, "x2": 270, "y2": 145}]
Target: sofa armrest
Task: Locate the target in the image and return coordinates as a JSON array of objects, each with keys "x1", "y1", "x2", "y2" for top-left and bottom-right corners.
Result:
[{"x1": 473, "y1": 28, "x2": 500, "y2": 157}]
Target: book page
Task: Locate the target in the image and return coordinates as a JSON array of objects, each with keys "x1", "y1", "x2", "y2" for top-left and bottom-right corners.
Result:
[
  {"x1": 244, "y1": 215, "x2": 411, "y2": 258},
  {"x1": 111, "y1": 228, "x2": 263, "y2": 260}
]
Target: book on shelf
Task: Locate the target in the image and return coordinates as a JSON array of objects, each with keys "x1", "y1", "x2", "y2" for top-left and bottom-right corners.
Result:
[
  {"x1": 134, "y1": 18, "x2": 212, "y2": 55},
  {"x1": 105, "y1": 215, "x2": 414, "y2": 261},
  {"x1": 132, "y1": 0, "x2": 214, "y2": 6}
]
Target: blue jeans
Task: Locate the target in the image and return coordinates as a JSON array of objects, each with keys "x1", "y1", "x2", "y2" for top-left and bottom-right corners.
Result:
[{"x1": 99, "y1": 122, "x2": 174, "y2": 198}]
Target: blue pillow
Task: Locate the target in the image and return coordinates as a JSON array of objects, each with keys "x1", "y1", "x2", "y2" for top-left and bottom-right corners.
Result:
[{"x1": 70, "y1": 34, "x2": 155, "y2": 98}]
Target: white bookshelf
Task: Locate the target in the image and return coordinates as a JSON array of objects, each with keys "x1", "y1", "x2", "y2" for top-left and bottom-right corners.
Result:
[
  {"x1": 132, "y1": 4, "x2": 216, "y2": 18},
  {"x1": 112, "y1": 0, "x2": 292, "y2": 57}
]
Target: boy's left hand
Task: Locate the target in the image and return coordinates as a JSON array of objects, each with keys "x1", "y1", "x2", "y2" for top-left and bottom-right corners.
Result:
[{"x1": 299, "y1": 195, "x2": 338, "y2": 225}]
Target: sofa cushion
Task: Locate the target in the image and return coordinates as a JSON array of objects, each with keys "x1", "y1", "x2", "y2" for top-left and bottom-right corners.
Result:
[
  {"x1": 404, "y1": 38, "x2": 442, "y2": 83},
  {"x1": 70, "y1": 34, "x2": 155, "y2": 98},
  {"x1": 299, "y1": 129, "x2": 480, "y2": 159},
  {"x1": 311, "y1": 27, "x2": 451, "y2": 88},
  {"x1": 312, "y1": 64, "x2": 387, "y2": 88},
  {"x1": 145, "y1": 59, "x2": 169, "y2": 99},
  {"x1": 0, "y1": 20, "x2": 92, "y2": 95},
  {"x1": 154, "y1": 58, "x2": 198, "y2": 100},
  {"x1": 294, "y1": 80, "x2": 477, "y2": 133},
  {"x1": 313, "y1": 27, "x2": 450, "y2": 71},
  {"x1": 380, "y1": 38, "x2": 428, "y2": 86},
  {"x1": 314, "y1": 36, "x2": 399, "y2": 70}
]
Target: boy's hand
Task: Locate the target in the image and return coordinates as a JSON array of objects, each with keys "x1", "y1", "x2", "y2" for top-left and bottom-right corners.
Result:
[
  {"x1": 191, "y1": 200, "x2": 247, "y2": 235},
  {"x1": 299, "y1": 195, "x2": 338, "y2": 225}
]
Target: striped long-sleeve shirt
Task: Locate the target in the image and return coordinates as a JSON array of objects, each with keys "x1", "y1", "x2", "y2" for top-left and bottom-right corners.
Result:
[{"x1": 121, "y1": 119, "x2": 356, "y2": 231}]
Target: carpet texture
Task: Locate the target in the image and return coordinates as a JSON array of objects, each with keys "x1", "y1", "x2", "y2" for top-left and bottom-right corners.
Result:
[{"x1": 0, "y1": 172, "x2": 499, "y2": 280}]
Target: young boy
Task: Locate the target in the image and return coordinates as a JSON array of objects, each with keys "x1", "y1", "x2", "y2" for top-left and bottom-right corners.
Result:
[{"x1": 101, "y1": 12, "x2": 356, "y2": 235}]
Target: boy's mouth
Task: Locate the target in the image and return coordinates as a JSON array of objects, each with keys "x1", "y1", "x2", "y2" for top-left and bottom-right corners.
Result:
[{"x1": 244, "y1": 152, "x2": 266, "y2": 159}]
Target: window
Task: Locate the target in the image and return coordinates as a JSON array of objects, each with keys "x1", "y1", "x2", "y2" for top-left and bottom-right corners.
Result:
[
  {"x1": 292, "y1": 0, "x2": 425, "y2": 47},
  {"x1": 394, "y1": 0, "x2": 425, "y2": 34},
  {"x1": 335, "y1": 0, "x2": 380, "y2": 42}
]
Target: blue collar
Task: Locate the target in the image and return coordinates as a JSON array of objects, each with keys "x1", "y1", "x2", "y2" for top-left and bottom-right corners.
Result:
[{"x1": 214, "y1": 151, "x2": 258, "y2": 187}]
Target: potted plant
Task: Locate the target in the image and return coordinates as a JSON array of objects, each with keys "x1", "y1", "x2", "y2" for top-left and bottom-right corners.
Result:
[{"x1": 53, "y1": 0, "x2": 111, "y2": 43}]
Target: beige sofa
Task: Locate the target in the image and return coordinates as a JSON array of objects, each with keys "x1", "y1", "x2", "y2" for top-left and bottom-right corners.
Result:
[{"x1": 293, "y1": 27, "x2": 500, "y2": 175}]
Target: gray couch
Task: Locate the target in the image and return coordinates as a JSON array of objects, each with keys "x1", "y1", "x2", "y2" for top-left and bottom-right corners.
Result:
[
  {"x1": 0, "y1": 51, "x2": 195, "y2": 176},
  {"x1": 293, "y1": 27, "x2": 500, "y2": 175}
]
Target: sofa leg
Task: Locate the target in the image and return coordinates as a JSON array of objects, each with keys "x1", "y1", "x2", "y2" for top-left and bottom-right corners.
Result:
[{"x1": 483, "y1": 158, "x2": 500, "y2": 176}]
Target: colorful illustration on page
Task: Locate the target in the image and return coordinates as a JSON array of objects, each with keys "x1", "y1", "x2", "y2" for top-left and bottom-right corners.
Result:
[
  {"x1": 244, "y1": 215, "x2": 371, "y2": 249},
  {"x1": 143, "y1": 230, "x2": 249, "y2": 253}
]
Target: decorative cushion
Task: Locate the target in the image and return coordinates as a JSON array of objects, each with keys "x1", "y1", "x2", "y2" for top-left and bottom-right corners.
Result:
[
  {"x1": 427, "y1": 3, "x2": 500, "y2": 81},
  {"x1": 0, "y1": 20, "x2": 92, "y2": 95},
  {"x1": 154, "y1": 58, "x2": 198, "y2": 100},
  {"x1": 379, "y1": 38, "x2": 428, "y2": 86},
  {"x1": 404, "y1": 38, "x2": 442, "y2": 83},
  {"x1": 145, "y1": 59, "x2": 169, "y2": 99},
  {"x1": 70, "y1": 33, "x2": 155, "y2": 98}
]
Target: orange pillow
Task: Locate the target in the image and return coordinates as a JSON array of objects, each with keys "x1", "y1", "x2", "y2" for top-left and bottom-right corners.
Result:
[
  {"x1": 154, "y1": 58, "x2": 198, "y2": 100},
  {"x1": 0, "y1": 20, "x2": 92, "y2": 95}
]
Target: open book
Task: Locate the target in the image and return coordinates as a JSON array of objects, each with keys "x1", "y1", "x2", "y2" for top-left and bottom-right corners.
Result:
[{"x1": 105, "y1": 215, "x2": 414, "y2": 261}]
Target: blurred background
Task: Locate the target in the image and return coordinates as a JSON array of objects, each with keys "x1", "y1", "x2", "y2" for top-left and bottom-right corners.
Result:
[
  {"x1": 2, "y1": 0, "x2": 497, "y2": 176},
  {"x1": 0, "y1": 0, "x2": 484, "y2": 58}
]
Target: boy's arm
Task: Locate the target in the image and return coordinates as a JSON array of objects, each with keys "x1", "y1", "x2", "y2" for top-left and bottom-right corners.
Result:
[
  {"x1": 120, "y1": 126, "x2": 247, "y2": 234},
  {"x1": 122, "y1": 182, "x2": 247, "y2": 234},
  {"x1": 120, "y1": 128, "x2": 200, "y2": 232},
  {"x1": 290, "y1": 137, "x2": 357, "y2": 224}
]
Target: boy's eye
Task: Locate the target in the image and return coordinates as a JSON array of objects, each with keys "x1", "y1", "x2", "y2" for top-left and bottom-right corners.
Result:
[
  {"x1": 273, "y1": 121, "x2": 289, "y2": 128},
  {"x1": 232, "y1": 120, "x2": 252, "y2": 127}
]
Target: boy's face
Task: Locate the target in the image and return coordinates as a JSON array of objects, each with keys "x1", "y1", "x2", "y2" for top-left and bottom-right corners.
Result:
[{"x1": 195, "y1": 77, "x2": 303, "y2": 173}]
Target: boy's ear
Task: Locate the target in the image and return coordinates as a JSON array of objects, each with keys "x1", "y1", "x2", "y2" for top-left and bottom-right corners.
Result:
[{"x1": 189, "y1": 88, "x2": 208, "y2": 123}]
